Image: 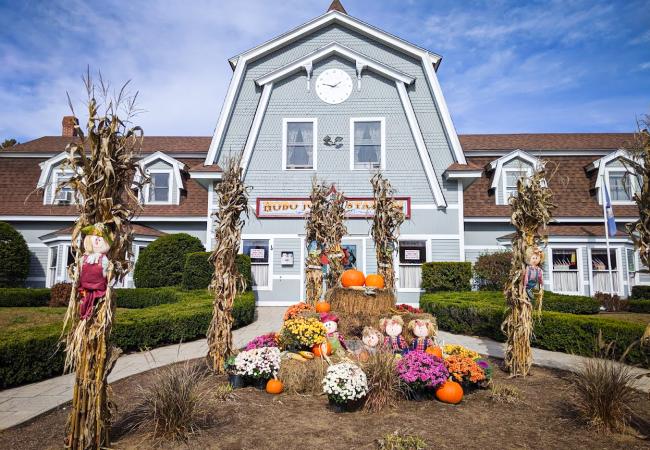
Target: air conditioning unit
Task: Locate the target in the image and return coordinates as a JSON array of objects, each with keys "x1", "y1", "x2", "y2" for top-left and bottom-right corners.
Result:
[{"x1": 56, "y1": 190, "x2": 73, "y2": 204}]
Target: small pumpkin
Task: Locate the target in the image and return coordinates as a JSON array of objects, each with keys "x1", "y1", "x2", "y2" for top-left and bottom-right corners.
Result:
[
  {"x1": 341, "y1": 269, "x2": 365, "y2": 287},
  {"x1": 312, "y1": 341, "x2": 333, "y2": 357},
  {"x1": 435, "y1": 380, "x2": 463, "y2": 404},
  {"x1": 315, "y1": 302, "x2": 331, "y2": 313},
  {"x1": 425, "y1": 346, "x2": 443, "y2": 359},
  {"x1": 364, "y1": 274, "x2": 385, "y2": 289},
  {"x1": 266, "y1": 378, "x2": 284, "y2": 395}
]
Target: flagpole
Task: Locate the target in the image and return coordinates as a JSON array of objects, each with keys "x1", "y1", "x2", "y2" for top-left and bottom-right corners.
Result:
[{"x1": 601, "y1": 175, "x2": 615, "y2": 295}]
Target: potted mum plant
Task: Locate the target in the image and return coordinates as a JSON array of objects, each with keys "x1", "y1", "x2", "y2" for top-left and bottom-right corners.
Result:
[
  {"x1": 245, "y1": 332, "x2": 278, "y2": 351},
  {"x1": 277, "y1": 316, "x2": 327, "y2": 352},
  {"x1": 444, "y1": 355, "x2": 486, "y2": 390},
  {"x1": 395, "y1": 351, "x2": 449, "y2": 401},
  {"x1": 235, "y1": 346, "x2": 281, "y2": 389},
  {"x1": 322, "y1": 362, "x2": 369, "y2": 413},
  {"x1": 225, "y1": 354, "x2": 246, "y2": 389}
]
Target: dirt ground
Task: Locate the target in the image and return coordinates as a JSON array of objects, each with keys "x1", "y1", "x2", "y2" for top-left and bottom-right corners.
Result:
[{"x1": 1, "y1": 359, "x2": 648, "y2": 450}]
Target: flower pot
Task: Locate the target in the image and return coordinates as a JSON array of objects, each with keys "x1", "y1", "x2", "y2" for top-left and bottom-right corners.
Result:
[
  {"x1": 228, "y1": 374, "x2": 246, "y2": 389},
  {"x1": 328, "y1": 398, "x2": 362, "y2": 413},
  {"x1": 254, "y1": 378, "x2": 269, "y2": 390},
  {"x1": 407, "y1": 389, "x2": 429, "y2": 402}
]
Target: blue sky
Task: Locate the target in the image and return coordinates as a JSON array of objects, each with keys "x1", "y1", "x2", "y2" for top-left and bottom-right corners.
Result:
[{"x1": 1, "y1": 0, "x2": 649, "y2": 142}]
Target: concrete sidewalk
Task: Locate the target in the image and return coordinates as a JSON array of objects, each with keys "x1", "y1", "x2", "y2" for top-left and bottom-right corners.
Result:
[{"x1": 1, "y1": 307, "x2": 648, "y2": 430}]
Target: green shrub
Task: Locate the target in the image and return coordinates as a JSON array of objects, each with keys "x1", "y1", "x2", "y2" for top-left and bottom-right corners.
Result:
[
  {"x1": 182, "y1": 252, "x2": 253, "y2": 291},
  {"x1": 0, "y1": 222, "x2": 30, "y2": 287},
  {"x1": 630, "y1": 285, "x2": 650, "y2": 300},
  {"x1": 420, "y1": 294, "x2": 648, "y2": 367},
  {"x1": 0, "y1": 288, "x2": 50, "y2": 307},
  {"x1": 629, "y1": 300, "x2": 650, "y2": 313},
  {"x1": 421, "y1": 262, "x2": 472, "y2": 292},
  {"x1": 473, "y1": 251, "x2": 512, "y2": 290},
  {"x1": 544, "y1": 292, "x2": 601, "y2": 315},
  {"x1": 134, "y1": 234, "x2": 205, "y2": 288},
  {"x1": 0, "y1": 291, "x2": 256, "y2": 388},
  {"x1": 115, "y1": 288, "x2": 180, "y2": 309}
]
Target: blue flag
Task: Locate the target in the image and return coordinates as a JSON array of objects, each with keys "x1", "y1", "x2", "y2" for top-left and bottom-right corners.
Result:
[{"x1": 604, "y1": 184, "x2": 617, "y2": 237}]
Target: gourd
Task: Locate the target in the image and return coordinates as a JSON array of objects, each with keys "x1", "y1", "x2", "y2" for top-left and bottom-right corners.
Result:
[
  {"x1": 266, "y1": 379, "x2": 284, "y2": 394},
  {"x1": 435, "y1": 380, "x2": 463, "y2": 404},
  {"x1": 341, "y1": 269, "x2": 365, "y2": 287},
  {"x1": 425, "y1": 346, "x2": 443, "y2": 358},
  {"x1": 364, "y1": 274, "x2": 385, "y2": 289},
  {"x1": 315, "y1": 302, "x2": 331, "y2": 313},
  {"x1": 312, "y1": 341, "x2": 333, "y2": 357}
]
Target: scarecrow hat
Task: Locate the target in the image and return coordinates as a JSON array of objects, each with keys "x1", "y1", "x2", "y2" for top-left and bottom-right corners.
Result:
[
  {"x1": 320, "y1": 312, "x2": 339, "y2": 323},
  {"x1": 81, "y1": 223, "x2": 114, "y2": 246}
]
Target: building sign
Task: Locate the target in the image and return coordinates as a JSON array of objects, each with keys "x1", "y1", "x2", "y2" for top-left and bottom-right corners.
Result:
[
  {"x1": 404, "y1": 249, "x2": 420, "y2": 261},
  {"x1": 256, "y1": 197, "x2": 411, "y2": 219}
]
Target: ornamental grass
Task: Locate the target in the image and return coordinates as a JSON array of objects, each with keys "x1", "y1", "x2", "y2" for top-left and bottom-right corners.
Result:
[{"x1": 361, "y1": 350, "x2": 406, "y2": 412}]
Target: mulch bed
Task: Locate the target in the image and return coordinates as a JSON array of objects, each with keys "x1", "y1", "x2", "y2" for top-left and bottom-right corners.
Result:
[{"x1": 1, "y1": 358, "x2": 648, "y2": 450}]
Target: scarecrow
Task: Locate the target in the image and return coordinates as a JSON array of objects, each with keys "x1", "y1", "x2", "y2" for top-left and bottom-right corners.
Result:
[
  {"x1": 78, "y1": 223, "x2": 112, "y2": 320},
  {"x1": 408, "y1": 318, "x2": 438, "y2": 352}
]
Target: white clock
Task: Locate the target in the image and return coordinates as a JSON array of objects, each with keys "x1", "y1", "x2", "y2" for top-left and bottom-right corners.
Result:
[{"x1": 315, "y1": 68, "x2": 353, "y2": 104}]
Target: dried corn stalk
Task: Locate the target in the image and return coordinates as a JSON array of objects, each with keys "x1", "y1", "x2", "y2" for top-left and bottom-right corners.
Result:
[
  {"x1": 502, "y1": 168, "x2": 555, "y2": 377},
  {"x1": 207, "y1": 156, "x2": 249, "y2": 373},
  {"x1": 324, "y1": 187, "x2": 347, "y2": 289},
  {"x1": 371, "y1": 172, "x2": 405, "y2": 290},
  {"x1": 305, "y1": 179, "x2": 330, "y2": 305},
  {"x1": 623, "y1": 116, "x2": 650, "y2": 345},
  {"x1": 60, "y1": 72, "x2": 143, "y2": 449}
]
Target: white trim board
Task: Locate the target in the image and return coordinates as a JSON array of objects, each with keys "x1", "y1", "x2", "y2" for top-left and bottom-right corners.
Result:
[
  {"x1": 282, "y1": 118, "x2": 318, "y2": 171},
  {"x1": 349, "y1": 117, "x2": 385, "y2": 171},
  {"x1": 240, "y1": 83, "x2": 273, "y2": 175}
]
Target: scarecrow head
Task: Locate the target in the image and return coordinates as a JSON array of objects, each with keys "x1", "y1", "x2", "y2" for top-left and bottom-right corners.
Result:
[
  {"x1": 408, "y1": 318, "x2": 437, "y2": 339},
  {"x1": 81, "y1": 223, "x2": 113, "y2": 256},
  {"x1": 361, "y1": 326, "x2": 382, "y2": 348},
  {"x1": 379, "y1": 315, "x2": 404, "y2": 337},
  {"x1": 525, "y1": 246, "x2": 545, "y2": 267},
  {"x1": 320, "y1": 312, "x2": 339, "y2": 334}
]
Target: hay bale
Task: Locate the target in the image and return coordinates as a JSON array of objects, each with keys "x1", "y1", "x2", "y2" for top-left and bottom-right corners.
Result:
[
  {"x1": 337, "y1": 312, "x2": 381, "y2": 338},
  {"x1": 278, "y1": 358, "x2": 328, "y2": 395},
  {"x1": 326, "y1": 287, "x2": 395, "y2": 314}
]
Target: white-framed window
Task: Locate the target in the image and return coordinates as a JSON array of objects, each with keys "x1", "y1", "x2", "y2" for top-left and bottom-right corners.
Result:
[
  {"x1": 282, "y1": 118, "x2": 317, "y2": 170},
  {"x1": 47, "y1": 246, "x2": 58, "y2": 287},
  {"x1": 52, "y1": 170, "x2": 76, "y2": 205},
  {"x1": 606, "y1": 168, "x2": 640, "y2": 204},
  {"x1": 350, "y1": 118, "x2": 385, "y2": 170},
  {"x1": 502, "y1": 167, "x2": 531, "y2": 204},
  {"x1": 589, "y1": 248, "x2": 621, "y2": 295},
  {"x1": 398, "y1": 240, "x2": 426, "y2": 289},
  {"x1": 243, "y1": 239, "x2": 270, "y2": 289},
  {"x1": 144, "y1": 169, "x2": 173, "y2": 204},
  {"x1": 550, "y1": 248, "x2": 581, "y2": 295}
]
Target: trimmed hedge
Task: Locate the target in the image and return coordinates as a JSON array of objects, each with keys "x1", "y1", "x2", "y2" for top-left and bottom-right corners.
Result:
[
  {"x1": 421, "y1": 262, "x2": 472, "y2": 292},
  {"x1": 631, "y1": 285, "x2": 650, "y2": 300},
  {"x1": 0, "y1": 288, "x2": 51, "y2": 307},
  {"x1": 420, "y1": 294, "x2": 648, "y2": 367},
  {"x1": 133, "y1": 234, "x2": 206, "y2": 288},
  {"x1": 115, "y1": 288, "x2": 180, "y2": 309},
  {"x1": 0, "y1": 222, "x2": 30, "y2": 287},
  {"x1": 0, "y1": 290, "x2": 256, "y2": 388},
  {"x1": 182, "y1": 252, "x2": 253, "y2": 291},
  {"x1": 629, "y1": 300, "x2": 650, "y2": 313}
]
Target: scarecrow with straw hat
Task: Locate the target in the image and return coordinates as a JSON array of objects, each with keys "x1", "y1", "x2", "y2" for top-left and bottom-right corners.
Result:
[{"x1": 78, "y1": 223, "x2": 113, "y2": 320}]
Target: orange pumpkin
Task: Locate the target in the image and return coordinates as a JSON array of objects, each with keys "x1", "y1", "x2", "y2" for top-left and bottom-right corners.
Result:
[
  {"x1": 266, "y1": 379, "x2": 284, "y2": 395},
  {"x1": 425, "y1": 346, "x2": 443, "y2": 359},
  {"x1": 435, "y1": 380, "x2": 463, "y2": 404},
  {"x1": 341, "y1": 269, "x2": 365, "y2": 287},
  {"x1": 315, "y1": 302, "x2": 331, "y2": 313},
  {"x1": 312, "y1": 341, "x2": 333, "y2": 357},
  {"x1": 364, "y1": 274, "x2": 385, "y2": 289}
]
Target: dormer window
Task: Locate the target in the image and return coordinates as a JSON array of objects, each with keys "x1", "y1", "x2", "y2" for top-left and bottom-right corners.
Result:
[
  {"x1": 503, "y1": 168, "x2": 532, "y2": 203},
  {"x1": 586, "y1": 150, "x2": 642, "y2": 205},
  {"x1": 351, "y1": 118, "x2": 384, "y2": 170},
  {"x1": 146, "y1": 170, "x2": 172, "y2": 203},
  {"x1": 53, "y1": 171, "x2": 75, "y2": 205},
  {"x1": 283, "y1": 119, "x2": 316, "y2": 170},
  {"x1": 487, "y1": 150, "x2": 541, "y2": 205},
  {"x1": 607, "y1": 169, "x2": 640, "y2": 203}
]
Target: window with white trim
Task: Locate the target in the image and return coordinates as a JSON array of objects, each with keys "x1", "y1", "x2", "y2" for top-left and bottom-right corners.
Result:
[
  {"x1": 398, "y1": 240, "x2": 426, "y2": 289},
  {"x1": 591, "y1": 248, "x2": 619, "y2": 294},
  {"x1": 351, "y1": 119, "x2": 384, "y2": 170},
  {"x1": 502, "y1": 168, "x2": 531, "y2": 203},
  {"x1": 48, "y1": 246, "x2": 58, "y2": 286},
  {"x1": 283, "y1": 119, "x2": 316, "y2": 170},
  {"x1": 53, "y1": 171, "x2": 75, "y2": 205},
  {"x1": 607, "y1": 169, "x2": 639, "y2": 203},
  {"x1": 551, "y1": 248, "x2": 579, "y2": 294},
  {"x1": 243, "y1": 239, "x2": 270, "y2": 288},
  {"x1": 145, "y1": 170, "x2": 172, "y2": 204}
]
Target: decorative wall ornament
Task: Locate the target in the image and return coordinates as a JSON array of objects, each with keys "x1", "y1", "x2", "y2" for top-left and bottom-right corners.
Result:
[
  {"x1": 355, "y1": 60, "x2": 365, "y2": 91},
  {"x1": 304, "y1": 62, "x2": 313, "y2": 91},
  {"x1": 323, "y1": 135, "x2": 343, "y2": 148}
]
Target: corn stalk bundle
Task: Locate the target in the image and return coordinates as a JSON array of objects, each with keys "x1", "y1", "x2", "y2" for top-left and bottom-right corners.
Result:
[
  {"x1": 207, "y1": 156, "x2": 249, "y2": 373},
  {"x1": 623, "y1": 116, "x2": 650, "y2": 344},
  {"x1": 501, "y1": 168, "x2": 555, "y2": 377},
  {"x1": 304, "y1": 179, "x2": 331, "y2": 305},
  {"x1": 371, "y1": 172, "x2": 405, "y2": 290},
  {"x1": 324, "y1": 188, "x2": 348, "y2": 289},
  {"x1": 59, "y1": 73, "x2": 143, "y2": 449}
]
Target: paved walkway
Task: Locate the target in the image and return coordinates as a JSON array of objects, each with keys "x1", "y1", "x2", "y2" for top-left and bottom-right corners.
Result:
[{"x1": 1, "y1": 307, "x2": 648, "y2": 430}]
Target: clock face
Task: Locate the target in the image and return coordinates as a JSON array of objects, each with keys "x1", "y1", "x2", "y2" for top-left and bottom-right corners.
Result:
[{"x1": 315, "y1": 68, "x2": 353, "y2": 104}]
